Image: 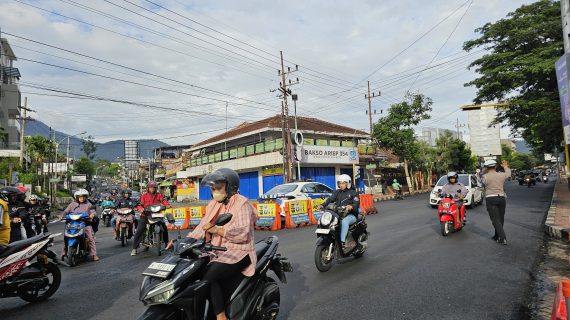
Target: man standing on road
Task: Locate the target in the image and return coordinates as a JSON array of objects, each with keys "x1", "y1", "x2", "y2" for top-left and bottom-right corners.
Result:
[{"x1": 482, "y1": 159, "x2": 511, "y2": 245}]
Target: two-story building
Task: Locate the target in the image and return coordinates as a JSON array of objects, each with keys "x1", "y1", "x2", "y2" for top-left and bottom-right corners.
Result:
[
  {"x1": 0, "y1": 38, "x2": 21, "y2": 150},
  {"x1": 176, "y1": 115, "x2": 375, "y2": 200}
]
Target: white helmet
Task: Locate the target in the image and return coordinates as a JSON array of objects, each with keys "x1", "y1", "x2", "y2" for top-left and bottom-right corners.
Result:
[
  {"x1": 29, "y1": 194, "x2": 38, "y2": 201},
  {"x1": 484, "y1": 159, "x2": 497, "y2": 167},
  {"x1": 74, "y1": 188, "x2": 89, "y2": 199},
  {"x1": 336, "y1": 174, "x2": 352, "y2": 189}
]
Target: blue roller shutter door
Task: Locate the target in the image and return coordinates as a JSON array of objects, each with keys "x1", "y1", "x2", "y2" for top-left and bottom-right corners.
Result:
[
  {"x1": 300, "y1": 167, "x2": 335, "y2": 190},
  {"x1": 239, "y1": 171, "x2": 260, "y2": 199},
  {"x1": 262, "y1": 175, "x2": 284, "y2": 193},
  {"x1": 199, "y1": 178, "x2": 212, "y2": 200}
]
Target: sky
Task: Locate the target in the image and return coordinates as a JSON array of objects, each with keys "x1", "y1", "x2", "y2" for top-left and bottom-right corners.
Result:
[{"x1": 0, "y1": 0, "x2": 536, "y2": 145}]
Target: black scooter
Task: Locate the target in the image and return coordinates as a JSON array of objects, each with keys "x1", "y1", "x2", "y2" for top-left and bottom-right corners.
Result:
[
  {"x1": 137, "y1": 213, "x2": 292, "y2": 320},
  {"x1": 314, "y1": 204, "x2": 369, "y2": 272}
]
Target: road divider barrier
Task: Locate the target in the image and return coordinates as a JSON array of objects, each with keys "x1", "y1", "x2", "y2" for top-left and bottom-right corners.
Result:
[
  {"x1": 551, "y1": 279, "x2": 570, "y2": 320},
  {"x1": 309, "y1": 198, "x2": 326, "y2": 224},
  {"x1": 285, "y1": 200, "x2": 314, "y2": 229},
  {"x1": 359, "y1": 194, "x2": 378, "y2": 215},
  {"x1": 253, "y1": 203, "x2": 281, "y2": 230},
  {"x1": 166, "y1": 207, "x2": 190, "y2": 230},
  {"x1": 188, "y1": 206, "x2": 206, "y2": 229}
]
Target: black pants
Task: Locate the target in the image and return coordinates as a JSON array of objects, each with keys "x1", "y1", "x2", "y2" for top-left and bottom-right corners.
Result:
[
  {"x1": 132, "y1": 216, "x2": 169, "y2": 249},
  {"x1": 10, "y1": 222, "x2": 22, "y2": 243},
  {"x1": 486, "y1": 196, "x2": 507, "y2": 240},
  {"x1": 203, "y1": 256, "x2": 251, "y2": 316}
]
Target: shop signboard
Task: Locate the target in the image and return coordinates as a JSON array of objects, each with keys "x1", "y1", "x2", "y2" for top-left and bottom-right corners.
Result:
[{"x1": 296, "y1": 145, "x2": 359, "y2": 164}]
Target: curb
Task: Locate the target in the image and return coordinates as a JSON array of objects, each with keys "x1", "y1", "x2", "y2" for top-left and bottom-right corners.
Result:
[
  {"x1": 544, "y1": 186, "x2": 570, "y2": 241},
  {"x1": 373, "y1": 189, "x2": 431, "y2": 202}
]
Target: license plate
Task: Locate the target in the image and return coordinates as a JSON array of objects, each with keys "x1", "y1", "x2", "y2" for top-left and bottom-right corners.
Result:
[
  {"x1": 142, "y1": 262, "x2": 176, "y2": 279},
  {"x1": 315, "y1": 228, "x2": 330, "y2": 234},
  {"x1": 151, "y1": 213, "x2": 164, "y2": 218}
]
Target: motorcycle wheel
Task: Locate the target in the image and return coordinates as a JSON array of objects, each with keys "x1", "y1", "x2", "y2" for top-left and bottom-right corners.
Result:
[
  {"x1": 120, "y1": 227, "x2": 126, "y2": 247},
  {"x1": 18, "y1": 262, "x2": 61, "y2": 302},
  {"x1": 67, "y1": 247, "x2": 76, "y2": 267},
  {"x1": 156, "y1": 232, "x2": 162, "y2": 256},
  {"x1": 314, "y1": 244, "x2": 334, "y2": 272},
  {"x1": 440, "y1": 221, "x2": 451, "y2": 237},
  {"x1": 106, "y1": 217, "x2": 111, "y2": 227},
  {"x1": 256, "y1": 278, "x2": 280, "y2": 320}
]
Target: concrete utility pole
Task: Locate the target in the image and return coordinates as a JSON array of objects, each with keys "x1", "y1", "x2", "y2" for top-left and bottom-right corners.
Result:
[
  {"x1": 365, "y1": 81, "x2": 381, "y2": 138},
  {"x1": 277, "y1": 51, "x2": 299, "y2": 182},
  {"x1": 19, "y1": 97, "x2": 28, "y2": 167}
]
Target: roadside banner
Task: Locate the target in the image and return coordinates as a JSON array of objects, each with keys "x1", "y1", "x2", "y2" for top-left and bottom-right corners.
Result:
[
  {"x1": 285, "y1": 200, "x2": 313, "y2": 228},
  {"x1": 188, "y1": 206, "x2": 205, "y2": 228},
  {"x1": 167, "y1": 207, "x2": 189, "y2": 230},
  {"x1": 309, "y1": 198, "x2": 326, "y2": 224},
  {"x1": 253, "y1": 203, "x2": 281, "y2": 230}
]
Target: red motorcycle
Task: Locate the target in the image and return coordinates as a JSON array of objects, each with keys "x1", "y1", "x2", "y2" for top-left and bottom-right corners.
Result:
[{"x1": 437, "y1": 195, "x2": 466, "y2": 236}]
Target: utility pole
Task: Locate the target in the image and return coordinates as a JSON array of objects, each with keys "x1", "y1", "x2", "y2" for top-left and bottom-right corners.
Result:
[
  {"x1": 365, "y1": 81, "x2": 381, "y2": 138},
  {"x1": 455, "y1": 118, "x2": 466, "y2": 140},
  {"x1": 225, "y1": 101, "x2": 228, "y2": 151},
  {"x1": 277, "y1": 51, "x2": 299, "y2": 182},
  {"x1": 19, "y1": 97, "x2": 30, "y2": 167}
]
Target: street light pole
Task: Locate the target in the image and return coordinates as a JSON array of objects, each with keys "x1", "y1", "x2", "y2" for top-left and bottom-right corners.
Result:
[{"x1": 292, "y1": 94, "x2": 301, "y2": 180}]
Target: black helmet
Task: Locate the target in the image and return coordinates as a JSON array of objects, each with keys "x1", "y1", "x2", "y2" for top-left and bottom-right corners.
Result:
[
  {"x1": 122, "y1": 188, "x2": 132, "y2": 196},
  {"x1": 201, "y1": 168, "x2": 240, "y2": 196},
  {"x1": 0, "y1": 186, "x2": 24, "y2": 203}
]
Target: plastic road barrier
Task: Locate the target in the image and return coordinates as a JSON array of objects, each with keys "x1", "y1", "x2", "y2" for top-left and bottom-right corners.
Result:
[
  {"x1": 188, "y1": 206, "x2": 206, "y2": 229},
  {"x1": 167, "y1": 207, "x2": 189, "y2": 230},
  {"x1": 359, "y1": 194, "x2": 378, "y2": 215},
  {"x1": 285, "y1": 200, "x2": 313, "y2": 228},
  {"x1": 309, "y1": 198, "x2": 326, "y2": 224},
  {"x1": 253, "y1": 203, "x2": 281, "y2": 230}
]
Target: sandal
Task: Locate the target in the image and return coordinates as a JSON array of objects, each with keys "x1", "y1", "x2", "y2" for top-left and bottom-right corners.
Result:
[{"x1": 92, "y1": 256, "x2": 100, "y2": 261}]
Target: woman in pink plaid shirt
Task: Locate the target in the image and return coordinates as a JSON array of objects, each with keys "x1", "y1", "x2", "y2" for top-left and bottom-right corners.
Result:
[{"x1": 187, "y1": 168, "x2": 256, "y2": 320}]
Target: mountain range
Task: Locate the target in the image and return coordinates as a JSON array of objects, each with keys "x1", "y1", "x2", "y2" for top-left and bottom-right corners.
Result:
[{"x1": 25, "y1": 120, "x2": 169, "y2": 162}]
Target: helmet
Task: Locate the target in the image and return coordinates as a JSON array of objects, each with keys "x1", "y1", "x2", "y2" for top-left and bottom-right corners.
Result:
[
  {"x1": 122, "y1": 188, "x2": 132, "y2": 196},
  {"x1": 0, "y1": 186, "x2": 24, "y2": 203},
  {"x1": 16, "y1": 186, "x2": 28, "y2": 193},
  {"x1": 447, "y1": 172, "x2": 458, "y2": 182},
  {"x1": 148, "y1": 181, "x2": 158, "y2": 189},
  {"x1": 393, "y1": 179, "x2": 398, "y2": 183},
  {"x1": 484, "y1": 159, "x2": 498, "y2": 168},
  {"x1": 336, "y1": 174, "x2": 352, "y2": 189},
  {"x1": 74, "y1": 188, "x2": 89, "y2": 200},
  {"x1": 200, "y1": 168, "x2": 240, "y2": 196},
  {"x1": 29, "y1": 194, "x2": 39, "y2": 201}
]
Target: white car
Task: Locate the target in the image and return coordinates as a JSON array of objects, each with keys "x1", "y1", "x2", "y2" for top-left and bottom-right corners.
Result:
[
  {"x1": 259, "y1": 182, "x2": 334, "y2": 216},
  {"x1": 429, "y1": 174, "x2": 484, "y2": 208}
]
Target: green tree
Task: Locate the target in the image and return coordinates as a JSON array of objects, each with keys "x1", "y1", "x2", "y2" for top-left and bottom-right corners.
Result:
[
  {"x1": 73, "y1": 157, "x2": 95, "y2": 178},
  {"x1": 434, "y1": 131, "x2": 476, "y2": 172},
  {"x1": 373, "y1": 93, "x2": 433, "y2": 191},
  {"x1": 463, "y1": 0, "x2": 563, "y2": 154},
  {"x1": 24, "y1": 135, "x2": 55, "y2": 187},
  {"x1": 501, "y1": 144, "x2": 513, "y2": 162},
  {"x1": 509, "y1": 152, "x2": 538, "y2": 170},
  {"x1": 82, "y1": 136, "x2": 97, "y2": 160}
]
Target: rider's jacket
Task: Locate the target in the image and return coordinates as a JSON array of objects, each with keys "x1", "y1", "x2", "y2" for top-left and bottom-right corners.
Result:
[
  {"x1": 0, "y1": 199, "x2": 10, "y2": 246},
  {"x1": 137, "y1": 192, "x2": 169, "y2": 217},
  {"x1": 101, "y1": 200, "x2": 114, "y2": 208},
  {"x1": 322, "y1": 188, "x2": 360, "y2": 217},
  {"x1": 440, "y1": 183, "x2": 468, "y2": 199},
  {"x1": 114, "y1": 197, "x2": 137, "y2": 209}
]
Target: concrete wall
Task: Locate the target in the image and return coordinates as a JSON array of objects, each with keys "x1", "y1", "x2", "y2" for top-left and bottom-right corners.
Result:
[{"x1": 0, "y1": 83, "x2": 21, "y2": 149}]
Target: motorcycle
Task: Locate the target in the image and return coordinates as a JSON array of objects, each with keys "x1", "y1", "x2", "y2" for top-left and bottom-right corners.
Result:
[
  {"x1": 137, "y1": 213, "x2": 292, "y2": 320},
  {"x1": 116, "y1": 207, "x2": 135, "y2": 247},
  {"x1": 141, "y1": 205, "x2": 171, "y2": 256},
  {"x1": 542, "y1": 175, "x2": 548, "y2": 183},
  {"x1": 525, "y1": 177, "x2": 533, "y2": 188},
  {"x1": 62, "y1": 212, "x2": 92, "y2": 267},
  {"x1": 314, "y1": 203, "x2": 369, "y2": 272},
  {"x1": 437, "y1": 193, "x2": 466, "y2": 236},
  {"x1": 30, "y1": 207, "x2": 46, "y2": 235},
  {"x1": 101, "y1": 207, "x2": 114, "y2": 227},
  {"x1": 0, "y1": 233, "x2": 62, "y2": 302}
]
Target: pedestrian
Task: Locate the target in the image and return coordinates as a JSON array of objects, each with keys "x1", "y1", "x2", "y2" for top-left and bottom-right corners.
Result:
[{"x1": 482, "y1": 159, "x2": 511, "y2": 245}]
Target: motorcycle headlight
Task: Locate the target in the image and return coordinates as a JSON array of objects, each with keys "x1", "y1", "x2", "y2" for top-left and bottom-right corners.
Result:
[
  {"x1": 320, "y1": 212, "x2": 333, "y2": 226},
  {"x1": 442, "y1": 202, "x2": 451, "y2": 209},
  {"x1": 144, "y1": 280, "x2": 176, "y2": 305}
]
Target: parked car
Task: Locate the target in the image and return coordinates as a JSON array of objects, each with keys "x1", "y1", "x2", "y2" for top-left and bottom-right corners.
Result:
[
  {"x1": 429, "y1": 174, "x2": 483, "y2": 209},
  {"x1": 259, "y1": 182, "x2": 334, "y2": 216}
]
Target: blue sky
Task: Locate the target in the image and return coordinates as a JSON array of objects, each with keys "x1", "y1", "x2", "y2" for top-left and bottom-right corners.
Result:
[{"x1": 0, "y1": 0, "x2": 536, "y2": 144}]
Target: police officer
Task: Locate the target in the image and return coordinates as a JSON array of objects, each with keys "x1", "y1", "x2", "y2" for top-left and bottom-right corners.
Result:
[
  {"x1": 482, "y1": 159, "x2": 511, "y2": 245},
  {"x1": 321, "y1": 174, "x2": 360, "y2": 249}
]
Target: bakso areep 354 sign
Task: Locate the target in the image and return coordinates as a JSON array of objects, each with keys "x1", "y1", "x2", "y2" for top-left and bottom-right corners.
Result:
[{"x1": 297, "y1": 145, "x2": 359, "y2": 164}]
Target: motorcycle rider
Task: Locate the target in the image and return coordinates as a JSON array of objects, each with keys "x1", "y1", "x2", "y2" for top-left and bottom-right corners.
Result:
[
  {"x1": 5, "y1": 187, "x2": 29, "y2": 242},
  {"x1": 440, "y1": 172, "x2": 468, "y2": 221},
  {"x1": 101, "y1": 195, "x2": 114, "y2": 208},
  {"x1": 112, "y1": 189, "x2": 137, "y2": 240},
  {"x1": 0, "y1": 188, "x2": 13, "y2": 247},
  {"x1": 131, "y1": 181, "x2": 170, "y2": 256},
  {"x1": 62, "y1": 189, "x2": 99, "y2": 261},
  {"x1": 320, "y1": 174, "x2": 360, "y2": 250},
  {"x1": 392, "y1": 178, "x2": 403, "y2": 200},
  {"x1": 183, "y1": 168, "x2": 256, "y2": 320},
  {"x1": 28, "y1": 195, "x2": 48, "y2": 234}
]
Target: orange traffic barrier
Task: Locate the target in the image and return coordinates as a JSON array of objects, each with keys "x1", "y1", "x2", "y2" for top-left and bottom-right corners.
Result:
[
  {"x1": 551, "y1": 279, "x2": 570, "y2": 320},
  {"x1": 359, "y1": 194, "x2": 377, "y2": 215},
  {"x1": 253, "y1": 202, "x2": 281, "y2": 231},
  {"x1": 308, "y1": 198, "x2": 326, "y2": 224},
  {"x1": 285, "y1": 200, "x2": 313, "y2": 229},
  {"x1": 188, "y1": 206, "x2": 206, "y2": 229},
  {"x1": 167, "y1": 207, "x2": 190, "y2": 230}
]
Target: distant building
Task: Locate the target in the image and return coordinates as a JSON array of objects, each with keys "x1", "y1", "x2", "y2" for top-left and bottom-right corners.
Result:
[
  {"x1": 0, "y1": 38, "x2": 21, "y2": 150},
  {"x1": 417, "y1": 127, "x2": 461, "y2": 147}
]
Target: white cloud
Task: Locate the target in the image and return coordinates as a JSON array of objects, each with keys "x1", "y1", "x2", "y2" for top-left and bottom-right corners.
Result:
[{"x1": 0, "y1": 0, "x2": 535, "y2": 144}]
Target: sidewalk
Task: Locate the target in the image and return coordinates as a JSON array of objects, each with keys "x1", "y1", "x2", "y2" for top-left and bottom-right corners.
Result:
[{"x1": 545, "y1": 177, "x2": 570, "y2": 240}]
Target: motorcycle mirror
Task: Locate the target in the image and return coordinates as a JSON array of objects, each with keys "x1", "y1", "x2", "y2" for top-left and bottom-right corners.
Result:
[
  {"x1": 161, "y1": 205, "x2": 167, "y2": 211},
  {"x1": 165, "y1": 213, "x2": 175, "y2": 224},
  {"x1": 215, "y1": 213, "x2": 232, "y2": 226}
]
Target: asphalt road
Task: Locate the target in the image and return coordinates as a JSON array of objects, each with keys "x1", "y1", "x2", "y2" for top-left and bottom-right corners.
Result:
[{"x1": 1, "y1": 179, "x2": 555, "y2": 320}]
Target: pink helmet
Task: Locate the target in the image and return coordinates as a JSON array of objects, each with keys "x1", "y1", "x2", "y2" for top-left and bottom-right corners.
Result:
[{"x1": 148, "y1": 181, "x2": 158, "y2": 189}]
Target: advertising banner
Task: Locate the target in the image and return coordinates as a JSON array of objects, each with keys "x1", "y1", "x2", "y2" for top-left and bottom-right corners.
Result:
[
  {"x1": 296, "y1": 145, "x2": 359, "y2": 164},
  {"x1": 255, "y1": 203, "x2": 279, "y2": 228},
  {"x1": 555, "y1": 53, "x2": 570, "y2": 142}
]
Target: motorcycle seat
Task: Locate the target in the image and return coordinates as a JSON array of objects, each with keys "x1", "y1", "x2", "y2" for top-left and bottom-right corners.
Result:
[
  {"x1": 0, "y1": 234, "x2": 49, "y2": 258},
  {"x1": 254, "y1": 239, "x2": 271, "y2": 260}
]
